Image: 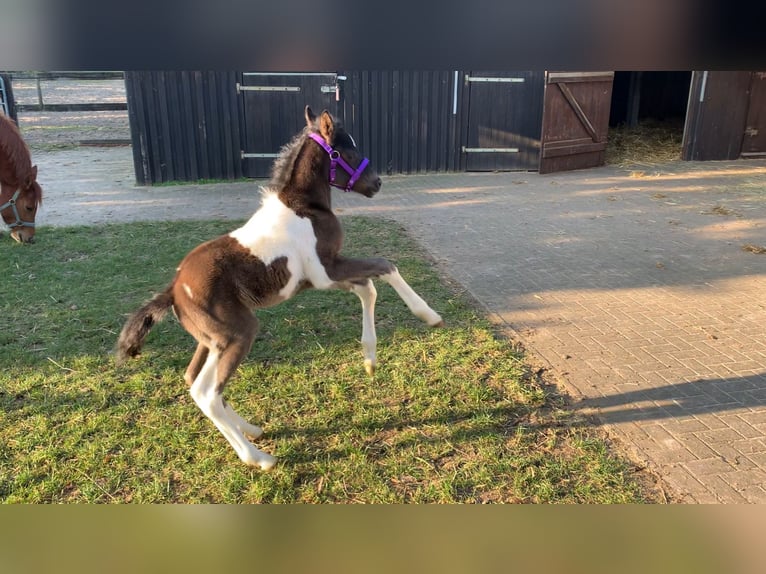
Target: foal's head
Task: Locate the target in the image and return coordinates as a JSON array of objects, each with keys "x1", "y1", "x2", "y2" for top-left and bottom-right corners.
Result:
[
  {"x1": 2, "y1": 165, "x2": 42, "y2": 243},
  {"x1": 305, "y1": 106, "x2": 382, "y2": 197}
]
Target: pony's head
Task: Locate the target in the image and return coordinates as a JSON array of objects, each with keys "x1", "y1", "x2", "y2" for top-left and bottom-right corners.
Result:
[
  {"x1": 305, "y1": 106, "x2": 382, "y2": 197},
  {"x1": 2, "y1": 165, "x2": 42, "y2": 243}
]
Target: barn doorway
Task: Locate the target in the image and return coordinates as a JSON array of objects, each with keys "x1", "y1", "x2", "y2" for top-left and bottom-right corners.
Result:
[{"x1": 607, "y1": 71, "x2": 691, "y2": 166}]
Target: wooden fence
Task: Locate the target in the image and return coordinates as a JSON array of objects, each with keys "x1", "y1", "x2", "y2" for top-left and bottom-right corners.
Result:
[{"x1": 8, "y1": 71, "x2": 128, "y2": 112}]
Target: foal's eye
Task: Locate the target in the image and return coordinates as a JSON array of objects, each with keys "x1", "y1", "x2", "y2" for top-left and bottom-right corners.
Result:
[{"x1": 26, "y1": 205, "x2": 34, "y2": 212}]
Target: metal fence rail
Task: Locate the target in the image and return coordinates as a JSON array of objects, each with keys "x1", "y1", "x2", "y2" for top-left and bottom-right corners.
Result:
[{"x1": 8, "y1": 71, "x2": 128, "y2": 113}]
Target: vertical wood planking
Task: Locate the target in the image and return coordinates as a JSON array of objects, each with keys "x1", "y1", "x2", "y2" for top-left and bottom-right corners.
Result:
[
  {"x1": 339, "y1": 70, "x2": 468, "y2": 174},
  {"x1": 125, "y1": 71, "x2": 149, "y2": 184},
  {"x1": 124, "y1": 71, "x2": 242, "y2": 184},
  {"x1": 127, "y1": 70, "x2": 484, "y2": 183},
  {"x1": 682, "y1": 71, "x2": 753, "y2": 161},
  {"x1": 741, "y1": 72, "x2": 766, "y2": 156},
  {"x1": 390, "y1": 71, "x2": 400, "y2": 174}
]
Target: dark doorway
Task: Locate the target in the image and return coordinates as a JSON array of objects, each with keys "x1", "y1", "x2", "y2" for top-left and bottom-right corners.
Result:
[
  {"x1": 610, "y1": 71, "x2": 691, "y2": 127},
  {"x1": 607, "y1": 72, "x2": 691, "y2": 165}
]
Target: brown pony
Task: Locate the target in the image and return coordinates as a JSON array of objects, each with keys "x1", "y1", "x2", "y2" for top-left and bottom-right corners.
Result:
[
  {"x1": 117, "y1": 106, "x2": 443, "y2": 470},
  {"x1": 0, "y1": 112, "x2": 42, "y2": 243}
]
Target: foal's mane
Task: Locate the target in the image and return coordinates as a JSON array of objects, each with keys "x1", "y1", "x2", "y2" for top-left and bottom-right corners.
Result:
[
  {"x1": 0, "y1": 113, "x2": 33, "y2": 184},
  {"x1": 268, "y1": 124, "x2": 315, "y2": 191}
]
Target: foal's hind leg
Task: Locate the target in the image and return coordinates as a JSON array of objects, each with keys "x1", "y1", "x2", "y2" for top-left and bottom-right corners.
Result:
[
  {"x1": 189, "y1": 320, "x2": 275, "y2": 470},
  {"x1": 185, "y1": 343, "x2": 262, "y2": 439},
  {"x1": 224, "y1": 403, "x2": 264, "y2": 440},
  {"x1": 185, "y1": 343, "x2": 209, "y2": 387}
]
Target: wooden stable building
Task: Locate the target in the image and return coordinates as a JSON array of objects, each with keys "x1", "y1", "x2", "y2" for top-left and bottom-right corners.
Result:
[{"x1": 123, "y1": 71, "x2": 766, "y2": 185}]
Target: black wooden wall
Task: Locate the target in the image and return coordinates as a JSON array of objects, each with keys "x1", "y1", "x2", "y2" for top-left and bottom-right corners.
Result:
[
  {"x1": 125, "y1": 71, "x2": 243, "y2": 185},
  {"x1": 340, "y1": 71, "x2": 464, "y2": 175},
  {"x1": 125, "y1": 70, "x2": 543, "y2": 184},
  {"x1": 126, "y1": 71, "x2": 472, "y2": 184}
]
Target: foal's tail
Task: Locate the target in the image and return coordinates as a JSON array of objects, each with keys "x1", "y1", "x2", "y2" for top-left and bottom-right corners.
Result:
[{"x1": 115, "y1": 287, "x2": 174, "y2": 364}]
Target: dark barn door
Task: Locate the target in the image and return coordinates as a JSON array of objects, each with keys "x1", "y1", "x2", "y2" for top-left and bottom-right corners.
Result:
[
  {"x1": 742, "y1": 72, "x2": 766, "y2": 159},
  {"x1": 539, "y1": 72, "x2": 614, "y2": 174},
  {"x1": 240, "y1": 72, "x2": 339, "y2": 177},
  {"x1": 682, "y1": 71, "x2": 754, "y2": 161},
  {"x1": 462, "y1": 71, "x2": 544, "y2": 171}
]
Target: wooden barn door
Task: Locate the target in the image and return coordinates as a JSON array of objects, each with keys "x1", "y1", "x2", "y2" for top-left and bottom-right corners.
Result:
[
  {"x1": 682, "y1": 71, "x2": 754, "y2": 161},
  {"x1": 239, "y1": 72, "x2": 340, "y2": 177},
  {"x1": 742, "y1": 72, "x2": 766, "y2": 159},
  {"x1": 462, "y1": 71, "x2": 545, "y2": 171},
  {"x1": 539, "y1": 72, "x2": 614, "y2": 174}
]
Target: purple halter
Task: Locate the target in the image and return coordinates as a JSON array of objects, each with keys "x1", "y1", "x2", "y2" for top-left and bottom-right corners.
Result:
[{"x1": 308, "y1": 132, "x2": 370, "y2": 192}]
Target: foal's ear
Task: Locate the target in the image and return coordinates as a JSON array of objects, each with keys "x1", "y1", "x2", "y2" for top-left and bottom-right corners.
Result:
[
  {"x1": 305, "y1": 105, "x2": 316, "y2": 127},
  {"x1": 319, "y1": 110, "x2": 335, "y2": 144}
]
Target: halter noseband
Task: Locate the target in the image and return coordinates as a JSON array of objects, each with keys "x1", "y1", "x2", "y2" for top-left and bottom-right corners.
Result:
[
  {"x1": 308, "y1": 132, "x2": 370, "y2": 192},
  {"x1": 0, "y1": 189, "x2": 36, "y2": 230}
]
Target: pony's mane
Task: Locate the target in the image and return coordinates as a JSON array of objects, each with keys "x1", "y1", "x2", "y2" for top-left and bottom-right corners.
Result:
[
  {"x1": 0, "y1": 113, "x2": 34, "y2": 184},
  {"x1": 269, "y1": 125, "x2": 314, "y2": 191}
]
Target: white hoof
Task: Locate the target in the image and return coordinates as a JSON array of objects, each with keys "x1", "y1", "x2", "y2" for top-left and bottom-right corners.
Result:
[
  {"x1": 249, "y1": 453, "x2": 277, "y2": 471},
  {"x1": 426, "y1": 312, "x2": 444, "y2": 327},
  {"x1": 364, "y1": 359, "x2": 376, "y2": 377},
  {"x1": 242, "y1": 425, "x2": 264, "y2": 440}
]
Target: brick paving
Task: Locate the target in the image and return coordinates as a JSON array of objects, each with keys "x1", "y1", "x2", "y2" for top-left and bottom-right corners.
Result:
[{"x1": 30, "y1": 147, "x2": 766, "y2": 503}]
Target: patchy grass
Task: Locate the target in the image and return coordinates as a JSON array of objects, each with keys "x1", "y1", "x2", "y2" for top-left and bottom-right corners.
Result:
[{"x1": 0, "y1": 219, "x2": 658, "y2": 503}]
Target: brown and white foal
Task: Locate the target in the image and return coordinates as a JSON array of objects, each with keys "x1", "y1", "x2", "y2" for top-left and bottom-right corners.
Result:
[{"x1": 117, "y1": 106, "x2": 443, "y2": 470}]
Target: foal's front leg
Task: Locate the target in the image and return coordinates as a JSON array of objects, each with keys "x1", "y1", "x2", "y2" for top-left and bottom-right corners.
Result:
[
  {"x1": 329, "y1": 257, "x2": 443, "y2": 374},
  {"x1": 378, "y1": 268, "x2": 444, "y2": 328},
  {"x1": 347, "y1": 279, "x2": 378, "y2": 376}
]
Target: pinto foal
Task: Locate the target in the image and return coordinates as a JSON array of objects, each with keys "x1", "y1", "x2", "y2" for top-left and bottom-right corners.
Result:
[{"x1": 117, "y1": 106, "x2": 443, "y2": 470}]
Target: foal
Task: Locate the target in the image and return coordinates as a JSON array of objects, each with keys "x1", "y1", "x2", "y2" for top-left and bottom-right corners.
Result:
[{"x1": 117, "y1": 106, "x2": 443, "y2": 470}]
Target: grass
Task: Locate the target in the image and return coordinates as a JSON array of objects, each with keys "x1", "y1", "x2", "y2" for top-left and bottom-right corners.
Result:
[{"x1": 0, "y1": 218, "x2": 657, "y2": 503}]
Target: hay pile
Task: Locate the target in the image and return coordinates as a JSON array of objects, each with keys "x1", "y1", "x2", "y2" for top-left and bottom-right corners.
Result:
[{"x1": 605, "y1": 120, "x2": 684, "y2": 168}]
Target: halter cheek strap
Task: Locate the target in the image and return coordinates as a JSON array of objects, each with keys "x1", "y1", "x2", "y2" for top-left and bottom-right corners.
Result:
[
  {"x1": 308, "y1": 132, "x2": 370, "y2": 192},
  {"x1": 0, "y1": 189, "x2": 36, "y2": 229}
]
